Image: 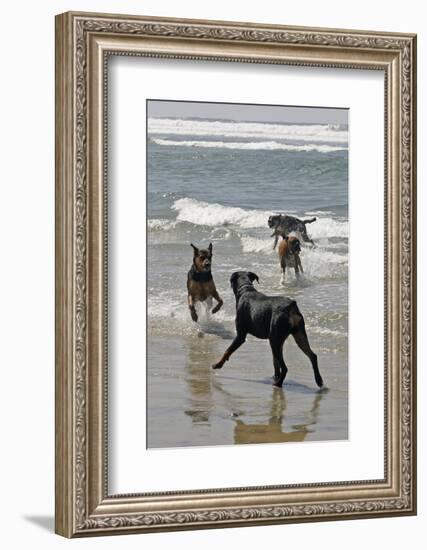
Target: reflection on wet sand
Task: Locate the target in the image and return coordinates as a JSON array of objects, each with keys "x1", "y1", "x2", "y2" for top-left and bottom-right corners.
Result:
[
  {"x1": 183, "y1": 334, "x2": 217, "y2": 424},
  {"x1": 233, "y1": 389, "x2": 324, "y2": 444},
  {"x1": 182, "y1": 332, "x2": 326, "y2": 445}
]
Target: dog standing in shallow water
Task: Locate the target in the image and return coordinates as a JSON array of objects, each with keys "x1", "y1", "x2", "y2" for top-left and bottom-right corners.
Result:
[
  {"x1": 268, "y1": 214, "x2": 317, "y2": 248},
  {"x1": 212, "y1": 271, "x2": 323, "y2": 389},
  {"x1": 278, "y1": 235, "x2": 304, "y2": 284},
  {"x1": 187, "y1": 243, "x2": 223, "y2": 322}
]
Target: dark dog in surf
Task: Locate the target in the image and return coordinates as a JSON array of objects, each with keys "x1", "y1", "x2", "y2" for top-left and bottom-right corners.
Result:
[
  {"x1": 278, "y1": 235, "x2": 303, "y2": 284},
  {"x1": 268, "y1": 214, "x2": 316, "y2": 248},
  {"x1": 187, "y1": 243, "x2": 223, "y2": 322},
  {"x1": 212, "y1": 271, "x2": 323, "y2": 389}
]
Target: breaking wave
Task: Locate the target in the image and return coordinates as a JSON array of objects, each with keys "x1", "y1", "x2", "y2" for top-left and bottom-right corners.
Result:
[
  {"x1": 148, "y1": 218, "x2": 179, "y2": 231},
  {"x1": 172, "y1": 198, "x2": 270, "y2": 229},
  {"x1": 150, "y1": 138, "x2": 346, "y2": 154},
  {"x1": 148, "y1": 118, "x2": 348, "y2": 144},
  {"x1": 171, "y1": 197, "x2": 348, "y2": 238}
]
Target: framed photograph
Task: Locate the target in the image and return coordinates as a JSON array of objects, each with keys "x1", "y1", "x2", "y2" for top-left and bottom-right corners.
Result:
[{"x1": 55, "y1": 11, "x2": 417, "y2": 537}]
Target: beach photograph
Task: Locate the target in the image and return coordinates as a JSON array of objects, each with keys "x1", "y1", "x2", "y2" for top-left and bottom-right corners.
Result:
[{"x1": 146, "y1": 99, "x2": 349, "y2": 449}]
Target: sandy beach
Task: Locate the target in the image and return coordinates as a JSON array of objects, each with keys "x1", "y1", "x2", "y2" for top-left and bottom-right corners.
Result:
[{"x1": 147, "y1": 329, "x2": 348, "y2": 448}]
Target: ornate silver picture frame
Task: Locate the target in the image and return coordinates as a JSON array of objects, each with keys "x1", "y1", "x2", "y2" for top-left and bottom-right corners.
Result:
[{"x1": 55, "y1": 11, "x2": 416, "y2": 537}]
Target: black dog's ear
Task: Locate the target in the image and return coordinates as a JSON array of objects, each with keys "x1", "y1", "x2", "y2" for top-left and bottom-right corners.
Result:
[
  {"x1": 190, "y1": 243, "x2": 199, "y2": 255},
  {"x1": 230, "y1": 272, "x2": 239, "y2": 287},
  {"x1": 248, "y1": 272, "x2": 259, "y2": 284},
  {"x1": 208, "y1": 242, "x2": 213, "y2": 254}
]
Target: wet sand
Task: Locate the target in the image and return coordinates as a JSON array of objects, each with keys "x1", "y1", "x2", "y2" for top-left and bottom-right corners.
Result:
[{"x1": 147, "y1": 330, "x2": 348, "y2": 448}]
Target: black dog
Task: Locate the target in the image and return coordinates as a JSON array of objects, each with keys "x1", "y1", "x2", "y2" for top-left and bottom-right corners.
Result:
[
  {"x1": 212, "y1": 271, "x2": 323, "y2": 389},
  {"x1": 268, "y1": 214, "x2": 317, "y2": 248}
]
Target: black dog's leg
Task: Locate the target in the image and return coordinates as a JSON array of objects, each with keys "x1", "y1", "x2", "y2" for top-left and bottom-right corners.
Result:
[
  {"x1": 292, "y1": 326, "x2": 323, "y2": 388},
  {"x1": 271, "y1": 232, "x2": 279, "y2": 250},
  {"x1": 269, "y1": 322, "x2": 290, "y2": 387},
  {"x1": 302, "y1": 230, "x2": 315, "y2": 247},
  {"x1": 272, "y1": 357, "x2": 281, "y2": 384},
  {"x1": 269, "y1": 340, "x2": 288, "y2": 387},
  {"x1": 212, "y1": 332, "x2": 246, "y2": 369},
  {"x1": 269, "y1": 316, "x2": 294, "y2": 387}
]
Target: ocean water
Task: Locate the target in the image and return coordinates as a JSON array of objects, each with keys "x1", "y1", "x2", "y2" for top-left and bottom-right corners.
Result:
[{"x1": 146, "y1": 115, "x2": 348, "y2": 449}]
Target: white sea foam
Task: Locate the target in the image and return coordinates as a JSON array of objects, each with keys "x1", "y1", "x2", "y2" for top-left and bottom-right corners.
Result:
[
  {"x1": 300, "y1": 247, "x2": 347, "y2": 279},
  {"x1": 148, "y1": 294, "x2": 235, "y2": 329},
  {"x1": 307, "y1": 217, "x2": 349, "y2": 239},
  {"x1": 172, "y1": 197, "x2": 348, "y2": 238},
  {"x1": 148, "y1": 218, "x2": 179, "y2": 231},
  {"x1": 172, "y1": 198, "x2": 271, "y2": 229},
  {"x1": 307, "y1": 326, "x2": 347, "y2": 338},
  {"x1": 151, "y1": 138, "x2": 346, "y2": 154},
  {"x1": 148, "y1": 118, "x2": 348, "y2": 144},
  {"x1": 241, "y1": 236, "x2": 347, "y2": 280},
  {"x1": 241, "y1": 236, "x2": 274, "y2": 254},
  {"x1": 297, "y1": 247, "x2": 348, "y2": 265}
]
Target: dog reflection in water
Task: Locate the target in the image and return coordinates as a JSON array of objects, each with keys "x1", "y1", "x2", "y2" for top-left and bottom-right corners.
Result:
[
  {"x1": 233, "y1": 388, "x2": 323, "y2": 445},
  {"x1": 181, "y1": 332, "x2": 324, "y2": 444},
  {"x1": 183, "y1": 335, "x2": 216, "y2": 424}
]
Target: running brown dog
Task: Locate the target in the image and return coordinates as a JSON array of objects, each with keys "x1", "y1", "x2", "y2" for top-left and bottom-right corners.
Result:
[
  {"x1": 278, "y1": 235, "x2": 304, "y2": 284},
  {"x1": 187, "y1": 243, "x2": 223, "y2": 322}
]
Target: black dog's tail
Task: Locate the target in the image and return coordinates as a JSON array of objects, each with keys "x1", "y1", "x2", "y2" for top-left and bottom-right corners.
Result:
[{"x1": 302, "y1": 217, "x2": 317, "y2": 225}]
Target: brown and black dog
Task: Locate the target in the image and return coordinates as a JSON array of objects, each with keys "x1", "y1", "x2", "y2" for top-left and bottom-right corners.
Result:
[
  {"x1": 187, "y1": 243, "x2": 223, "y2": 322},
  {"x1": 278, "y1": 235, "x2": 304, "y2": 284},
  {"x1": 268, "y1": 214, "x2": 316, "y2": 249}
]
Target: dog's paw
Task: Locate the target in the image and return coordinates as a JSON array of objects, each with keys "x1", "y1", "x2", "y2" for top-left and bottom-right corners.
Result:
[
  {"x1": 211, "y1": 305, "x2": 220, "y2": 314},
  {"x1": 316, "y1": 377, "x2": 324, "y2": 389},
  {"x1": 272, "y1": 375, "x2": 283, "y2": 387},
  {"x1": 212, "y1": 363, "x2": 223, "y2": 370},
  {"x1": 190, "y1": 310, "x2": 198, "y2": 322}
]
